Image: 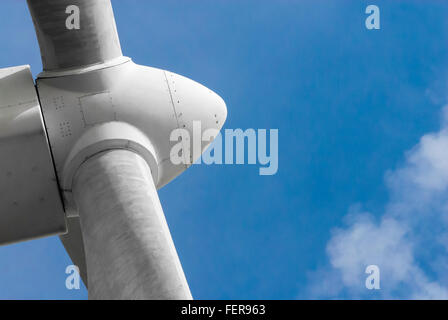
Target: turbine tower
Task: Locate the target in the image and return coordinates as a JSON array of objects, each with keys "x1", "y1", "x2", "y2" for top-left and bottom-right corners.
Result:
[{"x1": 0, "y1": 0, "x2": 227, "y2": 299}]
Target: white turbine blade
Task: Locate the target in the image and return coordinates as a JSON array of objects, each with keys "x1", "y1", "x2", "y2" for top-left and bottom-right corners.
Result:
[
  {"x1": 59, "y1": 216, "x2": 88, "y2": 287},
  {"x1": 27, "y1": 0, "x2": 123, "y2": 72},
  {"x1": 73, "y1": 150, "x2": 192, "y2": 299}
]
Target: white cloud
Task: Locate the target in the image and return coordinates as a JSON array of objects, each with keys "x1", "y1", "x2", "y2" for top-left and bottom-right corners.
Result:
[{"x1": 308, "y1": 106, "x2": 448, "y2": 299}]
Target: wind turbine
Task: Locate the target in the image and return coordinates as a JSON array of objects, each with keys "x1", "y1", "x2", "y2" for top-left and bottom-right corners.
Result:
[{"x1": 0, "y1": 0, "x2": 227, "y2": 299}]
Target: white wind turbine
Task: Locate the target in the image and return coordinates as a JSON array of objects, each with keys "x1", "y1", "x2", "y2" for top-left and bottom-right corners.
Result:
[{"x1": 0, "y1": 0, "x2": 227, "y2": 299}]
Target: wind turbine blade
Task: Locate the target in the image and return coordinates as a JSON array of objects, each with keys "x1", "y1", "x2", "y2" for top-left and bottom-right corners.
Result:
[
  {"x1": 73, "y1": 150, "x2": 192, "y2": 299},
  {"x1": 27, "y1": 0, "x2": 123, "y2": 72},
  {"x1": 59, "y1": 216, "x2": 88, "y2": 287}
]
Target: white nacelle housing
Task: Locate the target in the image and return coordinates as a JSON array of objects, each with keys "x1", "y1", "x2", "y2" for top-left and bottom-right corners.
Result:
[
  {"x1": 36, "y1": 59, "x2": 227, "y2": 216},
  {"x1": 0, "y1": 66, "x2": 66, "y2": 245}
]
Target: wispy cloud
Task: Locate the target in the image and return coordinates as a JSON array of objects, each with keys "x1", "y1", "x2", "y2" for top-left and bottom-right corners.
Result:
[{"x1": 307, "y1": 106, "x2": 448, "y2": 299}]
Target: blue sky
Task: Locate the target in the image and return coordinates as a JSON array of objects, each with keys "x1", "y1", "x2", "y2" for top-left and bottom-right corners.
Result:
[{"x1": 1, "y1": 0, "x2": 448, "y2": 299}]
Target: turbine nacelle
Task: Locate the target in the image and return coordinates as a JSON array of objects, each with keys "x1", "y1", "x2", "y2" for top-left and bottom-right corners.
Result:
[
  {"x1": 0, "y1": 60, "x2": 227, "y2": 242},
  {"x1": 36, "y1": 59, "x2": 227, "y2": 216}
]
